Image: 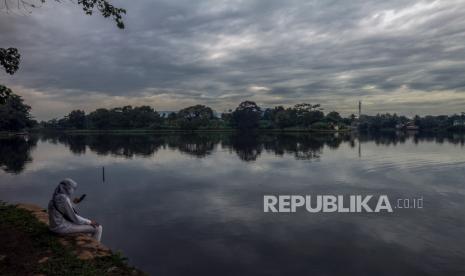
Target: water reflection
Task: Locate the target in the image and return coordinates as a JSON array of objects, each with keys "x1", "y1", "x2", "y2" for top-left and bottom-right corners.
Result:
[
  {"x1": 0, "y1": 135, "x2": 37, "y2": 174},
  {"x1": 1, "y1": 131, "x2": 464, "y2": 275},
  {"x1": 1, "y1": 131, "x2": 465, "y2": 174}
]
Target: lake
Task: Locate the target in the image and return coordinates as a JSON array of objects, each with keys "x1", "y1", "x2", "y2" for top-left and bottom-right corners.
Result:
[{"x1": 1, "y1": 132, "x2": 464, "y2": 275}]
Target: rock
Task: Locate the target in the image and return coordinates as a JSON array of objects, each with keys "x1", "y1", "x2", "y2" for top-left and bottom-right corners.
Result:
[
  {"x1": 76, "y1": 250, "x2": 94, "y2": 260},
  {"x1": 38, "y1": 256, "x2": 49, "y2": 264},
  {"x1": 107, "y1": 266, "x2": 118, "y2": 273},
  {"x1": 16, "y1": 204, "x2": 49, "y2": 225},
  {"x1": 16, "y1": 204, "x2": 112, "y2": 260}
]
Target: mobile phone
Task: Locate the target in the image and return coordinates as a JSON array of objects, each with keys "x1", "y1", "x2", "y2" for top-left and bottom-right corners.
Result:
[{"x1": 78, "y1": 194, "x2": 87, "y2": 203}]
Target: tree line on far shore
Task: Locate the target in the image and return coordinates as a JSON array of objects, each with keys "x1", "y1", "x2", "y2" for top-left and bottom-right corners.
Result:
[
  {"x1": 37, "y1": 101, "x2": 346, "y2": 131},
  {"x1": 1, "y1": 89, "x2": 465, "y2": 132}
]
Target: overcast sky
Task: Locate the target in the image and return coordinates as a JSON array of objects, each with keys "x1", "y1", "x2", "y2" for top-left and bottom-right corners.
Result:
[{"x1": 2, "y1": 0, "x2": 465, "y2": 120}]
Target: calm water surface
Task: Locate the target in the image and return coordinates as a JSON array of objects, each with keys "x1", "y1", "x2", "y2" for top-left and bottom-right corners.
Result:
[{"x1": 1, "y1": 132, "x2": 464, "y2": 275}]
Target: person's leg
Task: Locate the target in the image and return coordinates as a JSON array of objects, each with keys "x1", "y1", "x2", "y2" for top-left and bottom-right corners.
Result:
[
  {"x1": 93, "y1": 225, "x2": 103, "y2": 242},
  {"x1": 57, "y1": 224, "x2": 102, "y2": 242}
]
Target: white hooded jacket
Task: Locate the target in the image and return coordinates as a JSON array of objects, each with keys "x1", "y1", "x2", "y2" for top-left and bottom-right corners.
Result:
[{"x1": 47, "y1": 178, "x2": 92, "y2": 232}]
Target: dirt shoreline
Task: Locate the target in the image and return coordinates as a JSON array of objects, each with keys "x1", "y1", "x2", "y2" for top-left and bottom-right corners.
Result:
[{"x1": 0, "y1": 202, "x2": 145, "y2": 275}]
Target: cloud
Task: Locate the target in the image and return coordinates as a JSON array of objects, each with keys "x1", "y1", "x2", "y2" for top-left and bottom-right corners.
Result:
[{"x1": 1, "y1": 0, "x2": 465, "y2": 120}]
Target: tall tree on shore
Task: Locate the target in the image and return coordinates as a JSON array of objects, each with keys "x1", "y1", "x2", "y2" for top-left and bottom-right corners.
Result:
[
  {"x1": 0, "y1": 85, "x2": 13, "y2": 104},
  {"x1": 0, "y1": 91, "x2": 34, "y2": 131},
  {"x1": 177, "y1": 105, "x2": 215, "y2": 130},
  {"x1": 232, "y1": 101, "x2": 262, "y2": 130},
  {"x1": 130, "y1": 106, "x2": 162, "y2": 129},
  {"x1": 294, "y1": 103, "x2": 324, "y2": 127},
  {"x1": 67, "y1": 110, "x2": 87, "y2": 129},
  {"x1": 326, "y1": 111, "x2": 342, "y2": 123}
]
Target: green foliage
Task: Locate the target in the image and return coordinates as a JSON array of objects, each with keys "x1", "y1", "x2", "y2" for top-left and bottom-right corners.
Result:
[
  {"x1": 326, "y1": 111, "x2": 342, "y2": 123},
  {"x1": 356, "y1": 113, "x2": 464, "y2": 132},
  {"x1": 176, "y1": 105, "x2": 215, "y2": 129},
  {"x1": 220, "y1": 112, "x2": 233, "y2": 127},
  {"x1": 0, "y1": 202, "x2": 145, "y2": 275},
  {"x1": 76, "y1": 0, "x2": 126, "y2": 29},
  {"x1": 294, "y1": 103, "x2": 324, "y2": 127},
  {"x1": 67, "y1": 110, "x2": 87, "y2": 129},
  {"x1": 131, "y1": 106, "x2": 163, "y2": 129},
  {"x1": 1, "y1": 1, "x2": 126, "y2": 29},
  {"x1": 311, "y1": 121, "x2": 332, "y2": 130},
  {"x1": 0, "y1": 48, "x2": 20, "y2": 75},
  {"x1": 0, "y1": 90, "x2": 35, "y2": 131},
  {"x1": 62, "y1": 106, "x2": 163, "y2": 130},
  {"x1": 274, "y1": 108, "x2": 294, "y2": 129},
  {"x1": 38, "y1": 101, "x2": 465, "y2": 133},
  {"x1": 232, "y1": 101, "x2": 262, "y2": 130},
  {"x1": 87, "y1": 108, "x2": 112, "y2": 129},
  {"x1": 0, "y1": 85, "x2": 13, "y2": 104},
  {"x1": 1, "y1": 1, "x2": 124, "y2": 75},
  {"x1": 359, "y1": 113, "x2": 408, "y2": 131}
]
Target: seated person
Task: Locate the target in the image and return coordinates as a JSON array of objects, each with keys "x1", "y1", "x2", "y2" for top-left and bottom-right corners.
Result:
[{"x1": 48, "y1": 178, "x2": 102, "y2": 242}]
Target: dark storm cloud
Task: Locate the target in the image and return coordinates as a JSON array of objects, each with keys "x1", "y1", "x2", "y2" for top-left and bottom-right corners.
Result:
[{"x1": 1, "y1": 0, "x2": 465, "y2": 119}]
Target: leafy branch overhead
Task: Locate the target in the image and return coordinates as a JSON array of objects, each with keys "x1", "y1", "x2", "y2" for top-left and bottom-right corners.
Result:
[
  {"x1": 75, "y1": 0, "x2": 126, "y2": 29},
  {"x1": 0, "y1": 48, "x2": 20, "y2": 75},
  {"x1": 2, "y1": 0, "x2": 126, "y2": 29},
  {"x1": 0, "y1": 0, "x2": 125, "y2": 75}
]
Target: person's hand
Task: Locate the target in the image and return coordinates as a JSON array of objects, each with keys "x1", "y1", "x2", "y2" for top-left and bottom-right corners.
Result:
[{"x1": 90, "y1": 220, "x2": 100, "y2": 227}]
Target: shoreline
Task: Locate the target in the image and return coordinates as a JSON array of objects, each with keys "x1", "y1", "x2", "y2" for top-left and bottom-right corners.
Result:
[
  {"x1": 3, "y1": 128, "x2": 464, "y2": 137},
  {"x1": 6, "y1": 128, "x2": 352, "y2": 135},
  {"x1": 0, "y1": 202, "x2": 145, "y2": 275}
]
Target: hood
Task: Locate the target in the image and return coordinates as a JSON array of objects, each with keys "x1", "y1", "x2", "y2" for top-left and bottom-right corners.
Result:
[{"x1": 53, "y1": 178, "x2": 78, "y2": 198}]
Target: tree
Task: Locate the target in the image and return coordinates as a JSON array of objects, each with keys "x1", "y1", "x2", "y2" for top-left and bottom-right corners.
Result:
[
  {"x1": 0, "y1": 0, "x2": 126, "y2": 127},
  {"x1": 88, "y1": 108, "x2": 111, "y2": 129},
  {"x1": 130, "y1": 106, "x2": 162, "y2": 128},
  {"x1": 0, "y1": 91, "x2": 35, "y2": 131},
  {"x1": 1, "y1": 0, "x2": 126, "y2": 102},
  {"x1": 0, "y1": 48, "x2": 20, "y2": 75},
  {"x1": 302, "y1": 110, "x2": 324, "y2": 127},
  {"x1": 1, "y1": 0, "x2": 126, "y2": 28},
  {"x1": 166, "y1": 112, "x2": 177, "y2": 127},
  {"x1": 293, "y1": 103, "x2": 324, "y2": 127},
  {"x1": 270, "y1": 106, "x2": 295, "y2": 129},
  {"x1": 220, "y1": 112, "x2": 232, "y2": 127},
  {"x1": 1, "y1": 1, "x2": 125, "y2": 74},
  {"x1": 326, "y1": 111, "x2": 342, "y2": 123},
  {"x1": 67, "y1": 110, "x2": 87, "y2": 129},
  {"x1": 0, "y1": 85, "x2": 13, "y2": 104},
  {"x1": 232, "y1": 101, "x2": 262, "y2": 130},
  {"x1": 274, "y1": 110, "x2": 292, "y2": 129},
  {"x1": 177, "y1": 105, "x2": 215, "y2": 129}
]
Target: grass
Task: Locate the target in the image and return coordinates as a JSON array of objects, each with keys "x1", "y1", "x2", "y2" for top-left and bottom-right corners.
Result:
[{"x1": 0, "y1": 202, "x2": 145, "y2": 275}]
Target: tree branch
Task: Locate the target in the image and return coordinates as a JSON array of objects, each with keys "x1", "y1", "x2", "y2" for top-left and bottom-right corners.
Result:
[{"x1": 0, "y1": 48, "x2": 20, "y2": 75}]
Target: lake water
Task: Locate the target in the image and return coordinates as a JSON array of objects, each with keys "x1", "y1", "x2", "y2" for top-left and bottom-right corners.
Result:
[{"x1": 1, "y1": 132, "x2": 464, "y2": 275}]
